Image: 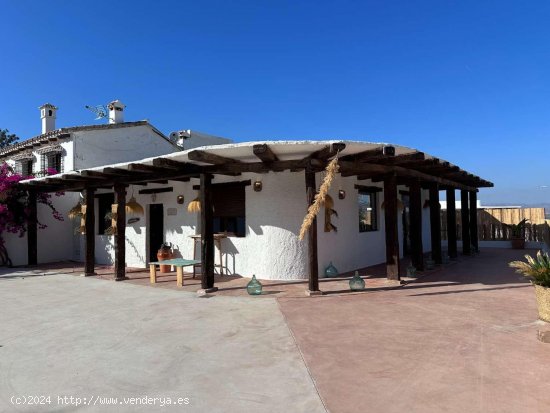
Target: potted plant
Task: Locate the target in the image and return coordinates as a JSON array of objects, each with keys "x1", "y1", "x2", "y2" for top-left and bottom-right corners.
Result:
[
  {"x1": 504, "y1": 218, "x2": 528, "y2": 249},
  {"x1": 509, "y1": 250, "x2": 550, "y2": 322}
]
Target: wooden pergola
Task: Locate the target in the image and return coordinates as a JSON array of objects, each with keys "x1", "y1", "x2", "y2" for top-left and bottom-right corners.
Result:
[{"x1": 20, "y1": 141, "x2": 493, "y2": 294}]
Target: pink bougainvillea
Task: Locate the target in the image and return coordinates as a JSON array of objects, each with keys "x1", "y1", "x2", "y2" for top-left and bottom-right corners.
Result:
[{"x1": 0, "y1": 162, "x2": 64, "y2": 240}]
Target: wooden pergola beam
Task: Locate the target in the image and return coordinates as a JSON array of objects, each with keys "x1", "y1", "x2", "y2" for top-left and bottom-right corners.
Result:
[
  {"x1": 188, "y1": 150, "x2": 242, "y2": 165},
  {"x1": 199, "y1": 173, "x2": 217, "y2": 293},
  {"x1": 461, "y1": 190, "x2": 471, "y2": 255},
  {"x1": 340, "y1": 145, "x2": 394, "y2": 162},
  {"x1": 253, "y1": 144, "x2": 279, "y2": 163},
  {"x1": 409, "y1": 180, "x2": 424, "y2": 271},
  {"x1": 305, "y1": 170, "x2": 320, "y2": 294},
  {"x1": 114, "y1": 183, "x2": 127, "y2": 281},
  {"x1": 152, "y1": 158, "x2": 195, "y2": 170},
  {"x1": 339, "y1": 161, "x2": 479, "y2": 192},
  {"x1": 429, "y1": 183, "x2": 442, "y2": 264},
  {"x1": 127, "y1": 163, "x2": 176, "y2": 174},
  {"x1": 306, "y1": 143, "x2": 346, "y2": 161},
  {"x1": 373, "y1": 152, "x2": 425, "y2": 165},
  {"x1": 446, "y1": 188, "x2": 458, "y2": 259},
  {"x1": 102, "y1": 167, "x2": 148, "y2": 176},
  {"x1": 84, "y1": 187, "x2": 96, "y2": 276},
  {"x1": 383, "y1": 174, "x2": 400, "y2": 280}
]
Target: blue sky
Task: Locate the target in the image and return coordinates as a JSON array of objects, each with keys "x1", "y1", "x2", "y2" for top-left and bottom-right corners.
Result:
[{"x1": 1, "y1": 1, "x2": 549, "y2": 204}]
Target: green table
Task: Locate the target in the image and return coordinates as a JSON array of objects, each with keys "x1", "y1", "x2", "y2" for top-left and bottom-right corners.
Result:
[{"x1": 148, "y1": 258, "x2": 201, "y2": 286}]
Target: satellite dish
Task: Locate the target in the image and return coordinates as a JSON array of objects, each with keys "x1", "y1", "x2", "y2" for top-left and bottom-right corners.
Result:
[{"x1": 85, "y1": 105, "x2": 108, "y2": 120}]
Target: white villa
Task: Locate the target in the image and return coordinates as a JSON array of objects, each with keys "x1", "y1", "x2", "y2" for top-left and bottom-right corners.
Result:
[{"x1": 3, "y1": 101, "x2": 493, "y2": 291}]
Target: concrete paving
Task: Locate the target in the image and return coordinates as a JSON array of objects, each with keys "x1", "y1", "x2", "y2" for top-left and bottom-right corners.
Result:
[
  {"x1": 0, "y1": 272, "x2": 325, "y2": 412},
  {"x1": 278, "y1": 248, "x2": 550, "y2": 413}
]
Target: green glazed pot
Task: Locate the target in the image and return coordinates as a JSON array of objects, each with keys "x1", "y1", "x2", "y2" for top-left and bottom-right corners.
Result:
[
  {"x1": 325, "y1": 262, "x2": 339, "y2": 278},
  {"x1": 247, "y1": 275, "x2": 263, "y2": 295},
  {"x1": 349, "y1": 271, "x2": 365, "y2": 291}
]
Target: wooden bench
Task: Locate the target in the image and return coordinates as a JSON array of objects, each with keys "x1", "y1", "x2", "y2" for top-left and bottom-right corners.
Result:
[{"x1": 148, "y1": 258, "x2": 201, "y2": 287}]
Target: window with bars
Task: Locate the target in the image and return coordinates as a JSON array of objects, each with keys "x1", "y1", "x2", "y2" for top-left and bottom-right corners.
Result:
[
  {"x1": 41, "y1": 152, "x2": 63, "y2": 174},
  {"x1": 14, "y1": 159, "x2": 33, "y2": 176}
]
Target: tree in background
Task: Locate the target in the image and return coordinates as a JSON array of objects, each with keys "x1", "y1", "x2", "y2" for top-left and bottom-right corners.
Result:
[{"x1": 0, "y1": 129, "x2": 19, "y2": 149}]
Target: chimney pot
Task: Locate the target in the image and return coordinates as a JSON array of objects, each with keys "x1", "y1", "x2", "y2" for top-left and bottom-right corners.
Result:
[
  {"x1": 108, "y1": 100, "x2": 125, "y2": 124},
  {"x1": 39, "y1": 103, "x2": 58, "y2": 134}
]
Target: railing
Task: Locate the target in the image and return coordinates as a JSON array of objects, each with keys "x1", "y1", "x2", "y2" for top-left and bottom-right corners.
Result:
[{"x1": 441, "y1": 208, "x2": 550, "y2": 248}]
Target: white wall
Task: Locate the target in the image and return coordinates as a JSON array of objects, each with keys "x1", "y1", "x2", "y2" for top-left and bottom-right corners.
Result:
[
  {"x1": 317, "y1": 177, "x2": 386, "y2": 276},
  {"x1": 219, "y1": 172, "x2": 309, "y2": 280},
  {"x1": 5, "y1": 192, "x2": 78, "y2": 266},
  {"x1": 73, "y1": 125, "x2": 177, "y2": 169}
]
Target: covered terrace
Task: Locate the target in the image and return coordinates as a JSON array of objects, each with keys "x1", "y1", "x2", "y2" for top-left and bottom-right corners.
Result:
[{"x1": 19, "y1": 140, "x2": 493, "y2": 294}]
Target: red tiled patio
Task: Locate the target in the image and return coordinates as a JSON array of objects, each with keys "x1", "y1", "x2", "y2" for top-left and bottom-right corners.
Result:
[{"x1": 278, "y1": 248, "x2": 550, "y2": 413}]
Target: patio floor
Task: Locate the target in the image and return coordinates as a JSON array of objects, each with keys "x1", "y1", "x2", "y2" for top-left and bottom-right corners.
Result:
[
  {"x1": 278, "y1": 248, "x2": 550, "y2": 413},
  {"x1": 1, "y1": 248, "x2": 549, "y2": 412},
  {"x1": 16, "y1": 254, "x2": 447, "y2": 298}
]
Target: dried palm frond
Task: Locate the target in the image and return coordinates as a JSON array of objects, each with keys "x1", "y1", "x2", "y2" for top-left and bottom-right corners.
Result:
[
  {"x1": 324, "y1": 194, "x2": 338, "y2": 233},
  {"x1": 74, "y1": 225, "x2": 86, "y2": 235},
  {"x1": 187, "y1": 197, "x2": 201, "y2": 213},
  {"x1": 299, "y1": 156, "x2": 339, "y2": 240},
  {"x1": 125, "y1": 196, "x2": 144, "y2": 216}
]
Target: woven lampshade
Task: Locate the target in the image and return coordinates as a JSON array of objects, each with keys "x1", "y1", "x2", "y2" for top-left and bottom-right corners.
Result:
[
  {"x1": 187, "y1": 197, "x2": 201, "y2": 213},
  {"x1": 68, "y1": 202, "x2": 83, "y2": 220},
  {"x1": 125, "y1": 196, "x2": 144, "y2": 216}
]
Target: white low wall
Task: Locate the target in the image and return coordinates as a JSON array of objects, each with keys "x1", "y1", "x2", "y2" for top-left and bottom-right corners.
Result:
[{"x1": 442, "y1": 240, "x2": 547, "y2": 251}]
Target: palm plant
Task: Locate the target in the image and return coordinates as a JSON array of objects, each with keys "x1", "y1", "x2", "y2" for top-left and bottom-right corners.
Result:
[
  {"x1": 504, "y1": 218, "x2": 529, "y2": 238},
  {"x1": 509, "y1": 250, "x2": 550, "y2": 288}
]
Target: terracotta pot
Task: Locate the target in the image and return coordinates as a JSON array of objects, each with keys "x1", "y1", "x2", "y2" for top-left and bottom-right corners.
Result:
[
  {"x1": 157, "y1": 245, "x2": 173, "y2": 273},
  {"x1": 534, "y1": 284, "x2": 550, "y2": 322},
  {"x1": 511, "y1": 237, "x2": 525, "y2": 249}
]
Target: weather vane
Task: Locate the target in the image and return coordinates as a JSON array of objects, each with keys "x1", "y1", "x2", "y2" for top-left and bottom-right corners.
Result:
[{"x1": 84, "y1": 104, "x2": 108, "y2": 120}]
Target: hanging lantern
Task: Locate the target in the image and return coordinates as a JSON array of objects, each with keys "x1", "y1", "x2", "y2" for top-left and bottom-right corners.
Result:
[
  {"x1": 187, "y1": 197, "x2": 201, "y2": 213},
  {"x1": 126, "y1": 196, "x2": 144, "y2": 216},
  {"x1": 68, "y1": 201, "x2": 83, "y2": 220}
]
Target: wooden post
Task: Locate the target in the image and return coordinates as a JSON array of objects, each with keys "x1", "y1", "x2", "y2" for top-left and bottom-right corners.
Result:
[
  {"x1": 200, "y1": 173, "x2": 216, "y2": 291},
  {"x1": 409, "y1": 180, "x2": 424, "y2": 271},
  {"x1": 383, "y1": 174, "x2": 400, "y2": 280},
  {"x1": 429, "y1": 183, "x2": 442, "y2": 264},
  {"x1": 114, "y1": 184, "x2": 127, "y2": 281},
  {"x1": 460, "y1": 190, "x2": 471, "y2": 255},
  {"x1": 27, "y1": 190, "x2": 38, "y2": 266},
  {"x1": 84, "y1": 188, "x2": 96, "y2": 276},
  {"x1": 446, "y1": 188, "x2": 458, "y2": 259},
  {"x1": 305, "y1": 170, "x2": 320, "y2": 293},
  {"x1": 469, "y1": 190, "x2": 479, "y2": 253}
]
